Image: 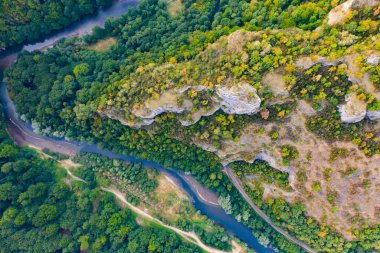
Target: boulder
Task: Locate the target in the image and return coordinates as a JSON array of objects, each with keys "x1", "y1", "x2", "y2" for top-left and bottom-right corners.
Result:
[
  {"x1": 352, "y1": 0, "x2": 379, "y2": 8},
  {"x1": 366, "y1": 54, "x2": 380, "y2": 66},
  {"x1": 216, "y1": 82, "x2": 261, "y2": 115},
  {"x1": 296, "y1": 56, "x2": 336, "y2": 69},
  {"x1": 132, "y1": 90, "x2": 192, "y2": 119},
  {"x1": 367, "y1": 110, "x2": 380, "y2": 120},
  {"x1": 327, "y1": 0, "x2": 379, "y2": 26},
  {"x1": 338, "y1": 93, "x2": 367, "y2": 123}
]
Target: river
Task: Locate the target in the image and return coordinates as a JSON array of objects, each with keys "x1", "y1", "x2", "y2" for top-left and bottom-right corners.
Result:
[{"x1": 0, "y1": 1, "x2": 273, "y2": 252}]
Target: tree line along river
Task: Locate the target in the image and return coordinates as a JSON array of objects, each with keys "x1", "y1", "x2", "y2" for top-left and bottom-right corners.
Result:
[{"x1": 0, "y1": 1, "x2": 274, "y2": 252}]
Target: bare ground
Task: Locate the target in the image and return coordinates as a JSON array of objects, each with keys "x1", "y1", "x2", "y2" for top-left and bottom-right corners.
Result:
[
  {"x1": 195, "y1": 100, "x2": 380, "y2": 239},
  {"x1": 103, "y1": 186, "x2": 229, "y2": 253},
  {"x1": 166, "y1": 0, "x2": 184, "y2": 17},
  {"x1": 145, "y1": 174, "x2": 190, "y2": 223},
  {"x1": 181, "y1": 173, "x2": 219, "y2": 206},
  {"x1": 88, "y1": 37, "x2": 116, "y2": 51}
]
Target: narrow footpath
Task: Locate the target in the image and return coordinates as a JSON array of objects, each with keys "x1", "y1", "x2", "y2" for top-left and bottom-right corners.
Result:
[
  {"x1": 59, "y1": 159, "x2": 228, "y2": 253},
  {"x1": 102, "y1": 186, "x2": 228, "y2": 253},
  {"x1": 3, "y1": 81, "x2": 314, "y2": 252}
]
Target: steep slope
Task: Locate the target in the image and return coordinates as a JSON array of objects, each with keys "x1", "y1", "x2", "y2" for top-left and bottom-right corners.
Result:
[{"x1": 4, "y1": 0, "x2": 380, "y2": 252}]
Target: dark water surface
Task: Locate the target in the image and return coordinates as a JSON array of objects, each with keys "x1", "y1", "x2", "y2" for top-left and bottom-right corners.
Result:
[{"x1": 0, "y1": 1, "x2": 273, "y2": 251}]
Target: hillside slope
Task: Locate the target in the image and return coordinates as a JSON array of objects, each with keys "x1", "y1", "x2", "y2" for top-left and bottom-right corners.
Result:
[{"x1": 4, "y1": 0, "x2": 380, "y2": 252}]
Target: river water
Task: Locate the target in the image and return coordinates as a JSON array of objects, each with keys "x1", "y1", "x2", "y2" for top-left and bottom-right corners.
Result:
[{"x1": 0, "y1": 1, "x2": 273, "y2": 252}]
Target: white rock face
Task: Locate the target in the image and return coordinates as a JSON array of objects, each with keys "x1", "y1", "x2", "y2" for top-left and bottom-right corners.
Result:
[
  {"x1": 327, "y1": 0, "x2": 378, "y2": 26},
  {"x1": 338, "y1": 93, "x2": 367, "y2": 123},
  {"x1": 327, "y1": 0, "x2": 354, "y2": 26},
  {"x1": 132, "y1": 90, "x2": 192, "y2": 119},
  {"x1": 255, "y1": 152, "x2": 280, "y2": 171},
  {"x1": 366, "y1": 54, "x2": 380, "y2": 66},
  {"x1": 367, "y1": 110, "x2": 380, "y2": 120},
  {"x1": 352, "y1": 0, "x2": 379, "y2": 8},
  {"x1": 216, "y1": 82, "x2": 261, "y2": 115},
  {"x1": 107, "y1": 82, "x2": 263, "y2": 128},
  {"x1": 295, "y1": 56, "x2": 336, "y2": 69}
]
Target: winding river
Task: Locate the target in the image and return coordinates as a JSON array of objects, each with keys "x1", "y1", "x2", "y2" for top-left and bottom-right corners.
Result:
[{"x1": 0, "y1": 1, "x2": 273, "y2": 252}]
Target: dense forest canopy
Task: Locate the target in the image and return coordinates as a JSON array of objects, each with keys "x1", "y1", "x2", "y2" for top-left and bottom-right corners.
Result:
[
  {"x1": 0, "y1": 0, "x2": 113, "y2": 48},
  {"x1": 0, "y1": 110, "x2": 202, "y2": 252},
  {"x1": 2, "y1": 0, "x2": 380, "y2": 252}
]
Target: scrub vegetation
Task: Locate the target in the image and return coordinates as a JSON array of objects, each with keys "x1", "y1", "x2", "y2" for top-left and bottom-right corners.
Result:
[{"x1": 2, "y1": 0, "x2": 380, "y2": 252}]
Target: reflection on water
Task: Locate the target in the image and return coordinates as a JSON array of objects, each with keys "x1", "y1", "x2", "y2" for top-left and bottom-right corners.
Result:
[
  {"x1": 0, "y1": 1, "x2": 274, "y2": 251},
  {"x1": 24, "y1": 0, "x2": 139, "y2": 52},
  {"x1": 81, "y1": 143, "x2": 272, "y2": 252},
  {"x1": 0, "y1": 0, "x2": 139, "y2": 70}
]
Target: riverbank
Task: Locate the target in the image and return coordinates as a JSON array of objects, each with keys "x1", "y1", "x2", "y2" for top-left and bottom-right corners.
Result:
[
  {"x1": 181, "y1": 173, "x2": 220, "y2": 206},
  {"x1": 0, "y1": 1, "x2": 277, "y2": 251},
  {"x1": 5, "y1": 97, "x2": 220, "y2": 207},
  {"x1": 103, "y1": 186, "x2": 228, "y2": 253},
  {"x1": 225, "y1": 167, "x2": 316, "y2": 253},
  {"x1": 1, "y1": 76, "x2": 268, "y2": 251},
  {"x1": 38, "y1": 149, "x2": 244, "y2": 253}
]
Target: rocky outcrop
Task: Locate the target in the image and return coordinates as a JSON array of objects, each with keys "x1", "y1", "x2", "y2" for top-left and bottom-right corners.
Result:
[
  {"x1": 132, "y1": 90, "x2": 192, "y2": 119},
  {"x1": 366, "y1": 54, "x2": 380, "y2": 66},
  {"x1": 261, "y1": 71, "x2": 289, "y2": 102},
  {"x1": 338, "y1": 93, "x2": 367, "y2": 123},
  {"x1": 107, "y1": 82, "x2": 262, "y2": 128},
  {"x1": 327, "y1": 0, "x2": 354, "y2": 26},
  {"x1": 367, "y1": 110, "x2": 380, "y2": 120},
  {"x1": 103, "y1": 110, "x2": 155, "y2": 128},
  {"x1": 327, "y1": 0, "x2": 379, "y2": 26},
  {"x1": 216, "y1": 82, "x2": 261, "y2": 115},
  {"x1": 226, "y1": 30, "x2": 261, "y2": 53},
  {"x1": 179, "y1": 104, "x2": 220, "y2": 126},
  {"x1": 295, "y1": 56, "x2": 336, "y2": 69},
  {"x1": 351, "y1": 0, "x2": 379, "y2": 8}
]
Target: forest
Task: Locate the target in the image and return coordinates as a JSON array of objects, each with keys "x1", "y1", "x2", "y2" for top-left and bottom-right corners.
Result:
[
  {"x1": 0, "y1": 0, "x2": 112, "y2": 48},
  {"x1": 2, "y1": 0, "x2": 380, "y2": 252},
  {"x1": 73, "y1": 153, "x2": 236, "y2": 251},
  {"x1": 0, "y1": 109, "x2": 202, "y2": 252}
]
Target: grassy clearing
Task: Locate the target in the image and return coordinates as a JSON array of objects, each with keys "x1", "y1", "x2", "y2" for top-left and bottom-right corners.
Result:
[
  {"x1": 54, "y1": 163, "x2": 69, "y2": 181},
  {"x1": 148, "y1": 174, "x2": 192, "y2": 223},
  {"x1": 166, "y1": 0, "x2": 184, "y2": 17},
  {"x1": 88, "y1": 37, "x2": 117, "y2": 51}
]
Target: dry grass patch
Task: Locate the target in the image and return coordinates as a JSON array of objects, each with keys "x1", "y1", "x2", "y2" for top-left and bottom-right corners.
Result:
[
  {"x1": 166, "y1": 0, "x2": 184, "y2": 17},
  {"x1": 60, "y1": 159, "x2": 82, "y2": 168},
  {"x1": 232, "y1": 240, "x2": 247, "y2": 253},
  {"x1": 261, "y1": 71, "x2": 289, "y2": 99},
  {"x1": 88, "y1": 37, "x2": 117, "y2": 51},
  {"x1": 194, "y1": 100, "x2": 380, "y2": 238},
  {"x1": 145, "y1": 174, "x2": 190, "y2": 223}
]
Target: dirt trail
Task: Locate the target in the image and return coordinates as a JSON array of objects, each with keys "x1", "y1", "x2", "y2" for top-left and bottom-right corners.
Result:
[
  {"x1": 5, "y1": 111, "x2": 234, "y2": 252},
  {"x1": 4, "y1": 87, "x2": 308, "y2": 251},
  {"x1": 60, "y1": 160, "x2": 86, "y2": 183},
  {"x1": 225, "y1": 167, "x2": 316, "y2": 253},
  {"x1": 61, "y1": 163, "x2": 228, "y2": 253},
  {"x1": 102, "y1": 186, "x2": 228, "y2": 253}
]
